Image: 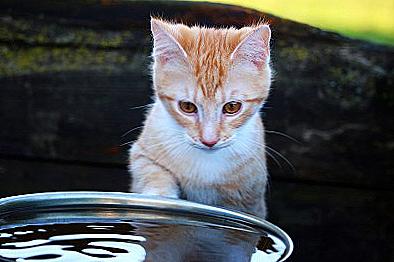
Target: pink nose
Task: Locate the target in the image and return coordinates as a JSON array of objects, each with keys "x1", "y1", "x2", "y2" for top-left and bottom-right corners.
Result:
[{"x1": 201, "y1": 139, "x2": 219, "y2": 148}]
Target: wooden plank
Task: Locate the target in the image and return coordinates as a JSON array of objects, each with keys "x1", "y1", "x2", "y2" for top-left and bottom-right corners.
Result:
[
  {"x1": 0, "y1": 66, "x2": 152, "y2": 164},
  {"x1": 0, "y1": 158, "x2": 129, "y2": 198},
  {"x1": 0, "y1": 1, "x2": 393, "y2": 190}
]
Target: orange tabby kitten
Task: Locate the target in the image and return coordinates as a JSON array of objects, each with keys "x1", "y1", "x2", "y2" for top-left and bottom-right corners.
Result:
[{"x1": 129, "y1": 18, "x2": 271, "y2": 218}]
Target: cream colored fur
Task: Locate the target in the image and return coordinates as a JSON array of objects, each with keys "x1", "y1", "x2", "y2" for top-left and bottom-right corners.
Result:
[{"x1": 129, "y1": 18, "x2": 271, "y2": 218}]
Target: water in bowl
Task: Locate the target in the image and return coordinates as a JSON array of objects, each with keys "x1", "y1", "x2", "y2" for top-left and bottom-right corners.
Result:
[
  {"x1": 0, "y1": 192, "x2": 291, "y2": 262},
  {"x1": 0, "y1": 220, "x2": 286, "y2": 261}
]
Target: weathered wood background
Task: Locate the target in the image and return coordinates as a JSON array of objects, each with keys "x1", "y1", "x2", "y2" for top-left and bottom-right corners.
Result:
[{"x1": 0, "y1": 1, "x2": 393, "y2": 261}]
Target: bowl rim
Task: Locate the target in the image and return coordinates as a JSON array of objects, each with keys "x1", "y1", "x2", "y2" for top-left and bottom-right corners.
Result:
[{"x1": 0, "y1": 191, "x2": 293, "y2": 261}]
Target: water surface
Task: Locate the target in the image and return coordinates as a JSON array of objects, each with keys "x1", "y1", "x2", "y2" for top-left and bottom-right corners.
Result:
[{"x1": 0, "y1": 221, "x2": 286, "y2": 261}]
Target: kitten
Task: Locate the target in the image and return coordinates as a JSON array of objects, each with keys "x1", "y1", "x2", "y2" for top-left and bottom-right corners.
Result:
[{"x1": 129, "y1": 18, "x2": 271, "y2": 218}]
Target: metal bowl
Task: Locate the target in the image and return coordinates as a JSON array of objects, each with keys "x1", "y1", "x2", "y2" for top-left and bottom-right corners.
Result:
[{"x1": 0, "y1": 192, "x2": 293, "y2": 261}]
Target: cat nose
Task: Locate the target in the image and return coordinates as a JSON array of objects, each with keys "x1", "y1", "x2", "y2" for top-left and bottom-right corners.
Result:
[{"x1": 200, "y1": 139, "x2": 219, "y2": 148}]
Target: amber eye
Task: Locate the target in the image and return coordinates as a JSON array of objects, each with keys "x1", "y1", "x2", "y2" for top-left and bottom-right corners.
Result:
[
  {"x1": 223, "y1": 101, "x2": 242, "y2": 115},
  {"x1": 179, "y1": 101, "x2": 198, "y2": 114}
]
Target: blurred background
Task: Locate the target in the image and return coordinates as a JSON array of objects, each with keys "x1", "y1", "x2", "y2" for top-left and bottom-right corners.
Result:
[
  {"x1": 0, "y1": 0, "x2": 393, "y2": 261},
  {"x1": 196, "y1": 0, "x2": 394, "y2": 46}
]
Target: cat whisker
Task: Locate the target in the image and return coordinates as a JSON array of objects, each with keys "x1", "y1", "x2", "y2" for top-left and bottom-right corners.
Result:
[
  {"x1": 121, "y1": 127, "x2": 185, "y2": 147},
  {"x1": 154, "y1": 140, "x2": 188, "y2": 164},
  {"x1": 235, "y1": 141, "x2": 268, "y2": 171},
  {"x1": 120, "y1": 140, "x2": 137, "y2": 147},
  {"x1": 139, "y1": 139, "x2": 181, "y2": 152},
  {"x1": 265, "y1": 145, "x2": 296, "y2": 174},
  {"x1": 129, "y1": 103, "x2": 154, "y2": 110},
  {"x1": 265, "y1": 130, "x2": 301, "y2": 144},
  {"x1": 239, "y1": 136, "x2": 282, "y2": 169},
  {"x1": 120, "y1": 126, "x2": 184, "y2": 147},
  {"x1": 264, "y1": 149, "x2": 282, "y2": 169},
  {"x1": 121, "y1": 126, "x2": 144, "y2": 137},
  {"x1": 121, "y1": 134, "x2": 175, "y2": 148}
]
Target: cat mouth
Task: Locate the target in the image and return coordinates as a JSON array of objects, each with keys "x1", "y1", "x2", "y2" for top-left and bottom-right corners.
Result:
[{"x1": 192, "y1": 142, "x2": 231, "y2": 151}]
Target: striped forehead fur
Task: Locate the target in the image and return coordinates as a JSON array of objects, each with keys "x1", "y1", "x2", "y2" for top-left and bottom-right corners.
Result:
[{"x1": 151, "y1": 18, "x2": 269, "y2": 97}]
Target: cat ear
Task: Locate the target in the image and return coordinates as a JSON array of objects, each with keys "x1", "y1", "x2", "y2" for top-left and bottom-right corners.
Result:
[
  {"x1": 230, "y1": 25, "x2": 271, "y2": 70},
  {"x1": 151, "y1": 18, "x2": 188, "y2": 65}
]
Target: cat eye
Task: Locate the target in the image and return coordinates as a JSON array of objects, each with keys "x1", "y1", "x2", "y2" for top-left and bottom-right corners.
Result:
[
  {"x1": 223, "y1": 101, "x2": 242, "y2": 115},
  {"x1": 179, "y1": 101, "x2": 198, "y2": 114}
]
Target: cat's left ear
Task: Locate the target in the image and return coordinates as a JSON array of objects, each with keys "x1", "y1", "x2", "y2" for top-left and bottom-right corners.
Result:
[
  {"x1": 150, "y1": 18, "x2": 188, "y2": 66},
  {"x1": 230, "y1": 25, "x2": 271, "y2": 70}
]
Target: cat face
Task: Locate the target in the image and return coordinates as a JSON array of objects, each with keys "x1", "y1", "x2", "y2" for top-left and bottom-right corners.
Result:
[{"x1": 150, "y1": 18, "x2": 271, "y2": 150}]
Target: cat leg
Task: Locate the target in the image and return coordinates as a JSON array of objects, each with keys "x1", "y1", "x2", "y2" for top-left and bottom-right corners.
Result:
[
  {"x1": 130, "y1": 155, "x2": 180, "y2": 199},
  {"x1": 250, "y1": 199, "x2": 267, "y2": 219}
]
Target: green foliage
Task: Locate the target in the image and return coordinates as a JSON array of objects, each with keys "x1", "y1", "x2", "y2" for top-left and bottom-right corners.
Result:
[{"x1": 193, "y1": 0, "x2": 394, "y2": 46}]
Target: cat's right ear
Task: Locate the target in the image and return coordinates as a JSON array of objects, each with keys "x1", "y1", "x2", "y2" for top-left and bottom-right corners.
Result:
[
  {"x1": 230, "y1": 24, "x2": 271, "y2": 70},
  {"x1": 150, "y1": 18, "x2": 188, "y2": 65}
]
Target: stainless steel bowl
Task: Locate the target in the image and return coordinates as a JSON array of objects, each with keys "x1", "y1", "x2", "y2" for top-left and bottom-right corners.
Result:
[{"x1": 0, "y1": 192, "x2": 293, "y2": 261}]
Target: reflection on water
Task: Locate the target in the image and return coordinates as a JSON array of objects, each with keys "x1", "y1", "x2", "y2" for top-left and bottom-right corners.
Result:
[{"x1": 0, "y1": 222, "x2": 286, "y2": 261}]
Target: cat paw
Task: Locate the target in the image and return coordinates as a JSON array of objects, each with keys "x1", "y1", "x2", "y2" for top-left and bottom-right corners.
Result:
[{"x1": 141, "y1": 188, "x2": 179, "y2": 199}]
